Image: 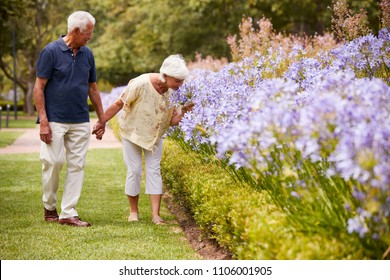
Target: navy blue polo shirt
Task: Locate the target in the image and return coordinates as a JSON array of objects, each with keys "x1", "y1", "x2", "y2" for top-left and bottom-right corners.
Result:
[{"x1": 36, "y1": 35, "x2": 97, "y2": 123}]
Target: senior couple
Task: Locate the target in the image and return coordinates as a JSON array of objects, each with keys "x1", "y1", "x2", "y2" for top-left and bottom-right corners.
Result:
[{"x1": 33, "y1": 11, "x2": 193, "y2": 227}]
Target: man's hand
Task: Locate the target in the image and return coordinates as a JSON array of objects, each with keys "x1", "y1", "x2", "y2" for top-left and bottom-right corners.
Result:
[
  {"x1": 92, "y1": 120, "x2": 106, "y2": 140},
  {"x1": 39, "y1": 121, "x2": 52, "y2": 144}
]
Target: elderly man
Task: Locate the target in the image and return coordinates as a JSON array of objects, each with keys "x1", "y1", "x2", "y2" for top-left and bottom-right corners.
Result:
[{"x1": 33, "y1": 11, "x2": 106, "y2": 227}]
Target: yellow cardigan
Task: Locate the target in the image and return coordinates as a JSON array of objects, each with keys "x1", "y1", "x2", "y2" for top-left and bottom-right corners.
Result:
[{"x1": 118, "y1": 74, "x2": 174, "y2": 151}]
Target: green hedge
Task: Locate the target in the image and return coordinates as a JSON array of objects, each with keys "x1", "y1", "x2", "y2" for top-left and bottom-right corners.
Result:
[
  {"x1": 0, "y1": 101, "x2": 24, "y2": 112},
  {"x1": 161, "y1": 138, "x2": 370, "y2": 260}
]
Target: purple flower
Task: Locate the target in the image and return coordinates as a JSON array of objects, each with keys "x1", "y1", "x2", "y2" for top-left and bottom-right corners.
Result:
[
  {"x1": 105, "y1": 29, "x2": 390, "y2": 242},
  {"x1": 347, "y1": 216, "x2": 369, "y2": 238},
  {"x1": 290, "y1": 191, "x2": 301, "y2": 199}
]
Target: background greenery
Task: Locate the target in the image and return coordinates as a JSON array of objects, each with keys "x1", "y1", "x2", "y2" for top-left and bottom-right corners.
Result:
[
  {"x1": 1, "y1": 0, "x2": 388, "y2": 260},
  {"x1": 0, "y1": 0, "x2": 384, "y2": 115}
]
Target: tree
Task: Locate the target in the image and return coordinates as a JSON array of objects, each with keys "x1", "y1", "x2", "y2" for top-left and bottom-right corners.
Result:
[
  {"x1": 0, "y1": 0, "x2": 75, "y2": 115},
  {"x1": 0, "y1": 0, "x2": 26, "y2": 104},
  {"x1": 1, "y1": 0, "x2": 384, "y2": 102}
]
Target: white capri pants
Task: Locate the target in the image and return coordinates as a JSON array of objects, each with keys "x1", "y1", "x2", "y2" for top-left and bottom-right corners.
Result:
[
  {"x1": 122, "y1": 138, "x2": 163, "y2": 196},
  {"x1": 40, "y1": 122, "x2": 90, "y2": 219}
]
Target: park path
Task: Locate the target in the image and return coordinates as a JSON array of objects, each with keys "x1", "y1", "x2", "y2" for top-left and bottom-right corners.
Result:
[{"x1": 0, "y1": 119, "x2": 122, "y2": 154}]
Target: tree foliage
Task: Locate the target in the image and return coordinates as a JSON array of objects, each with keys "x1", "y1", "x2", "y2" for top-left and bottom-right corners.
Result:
[
  {"x1": 0, "y1": 0, "x2": 385, "y2": 113},
  {"x1": 0, "y1": 0, "x2": 75, "y2": 114},
  {"x1": 90, "y1": 0, "x2": 383, "y2": 85}
]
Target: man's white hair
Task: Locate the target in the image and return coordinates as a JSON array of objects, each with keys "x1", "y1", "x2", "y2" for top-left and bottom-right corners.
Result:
[
  {"x1": 67, "y1": 11, "x2": 95, "y2": 33},
  {"x1": 159, "y1": 54, "x2": 189, "y2": 82}
]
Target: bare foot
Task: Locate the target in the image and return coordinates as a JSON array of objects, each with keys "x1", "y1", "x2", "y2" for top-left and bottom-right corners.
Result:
[
  {"x1": 128, "y1": 213, "x2": 139, "y2": 222},
  {"x1": 152, "y1": 216, "x2": 165, "y2": 225}
]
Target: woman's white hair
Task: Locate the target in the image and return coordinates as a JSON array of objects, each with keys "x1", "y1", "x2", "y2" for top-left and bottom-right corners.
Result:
[
  {"x1": 159, "y1": 54, "x2": 189, "y2": 82},
  {"x1": 67, "y1": 11, "x2": 96, "y2": 33}
]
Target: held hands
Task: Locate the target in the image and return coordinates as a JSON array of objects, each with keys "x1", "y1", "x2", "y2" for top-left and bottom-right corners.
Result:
[
  {"x1": 92, "y1": 120, "x2": 106, "y2": 140},
  {"x1": 91, "y1": 100, "x2": 122, "y2": 139}
]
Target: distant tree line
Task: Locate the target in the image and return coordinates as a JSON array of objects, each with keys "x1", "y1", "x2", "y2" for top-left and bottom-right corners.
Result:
[{"x1": 0, "y1": 0, "x2": 385, "y2": 115}]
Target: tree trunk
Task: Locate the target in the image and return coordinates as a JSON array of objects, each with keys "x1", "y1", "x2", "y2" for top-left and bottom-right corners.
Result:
[
  {"x1": 25, "y1": 80, "x2": 35, "y2": 115},
  {"x1": 24, "y1": 62, "x2": 36, "y2": 116}
]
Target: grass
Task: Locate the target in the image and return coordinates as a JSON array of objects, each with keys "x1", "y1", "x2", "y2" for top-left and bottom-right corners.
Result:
[
  {"x1": 0, "y1": 149, "x2": 201, "y2": 260},
  {"x1": 0, "y1": 113, "x2": 37, "y2": 129},
  {"x1": 3, "y1": 118, "x2": 37, "y2": 128},
  {"x1": 0, "y1": 112, "x2": 37, "y2": 147},
  {"x1": 0, "y1": 131, "x2": 23, "y2": 148}
]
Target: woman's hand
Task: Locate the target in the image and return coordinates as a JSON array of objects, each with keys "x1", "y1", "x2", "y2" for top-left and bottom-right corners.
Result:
[
  {"x1": 170, "y1": 102, "x2": 195, "y2": 126},
  {"x1": 182, "y1": 101, "x2": 194, "y2": 114}
]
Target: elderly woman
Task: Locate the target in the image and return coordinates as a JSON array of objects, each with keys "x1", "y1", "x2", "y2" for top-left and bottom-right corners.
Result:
[{"x1": 93, "y1": 54, "x2": 193, "y2": 225}]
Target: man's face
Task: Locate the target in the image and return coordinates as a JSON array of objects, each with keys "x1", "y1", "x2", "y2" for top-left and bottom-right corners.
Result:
[{"x1": 76, "y1": 22, "x2": 94, "y2": 47}]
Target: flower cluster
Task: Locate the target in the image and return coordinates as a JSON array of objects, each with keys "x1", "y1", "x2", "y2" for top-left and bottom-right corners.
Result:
[
  {"x1": 171, "y1": 29, "x2": 390, "y2": 244},
  {"x1": 100, "y1": 86, "x2": 126, "y2": 111},
  {"x1": 100, "y1": 29, "x2": 390, "y2": 249}
]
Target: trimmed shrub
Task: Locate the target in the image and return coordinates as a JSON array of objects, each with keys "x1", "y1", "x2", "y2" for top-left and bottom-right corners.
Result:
[{"x1": 161, "y1": 138, "x2": 370, "y2": 259}]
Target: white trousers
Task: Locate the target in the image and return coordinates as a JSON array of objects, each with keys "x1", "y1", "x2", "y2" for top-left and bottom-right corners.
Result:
[
  {"x1": 40, "y1": 122, "x2": 90, "y2": 219},
  {"x1": 122, "y1": 138, "x2": 163, "y2": 196}
]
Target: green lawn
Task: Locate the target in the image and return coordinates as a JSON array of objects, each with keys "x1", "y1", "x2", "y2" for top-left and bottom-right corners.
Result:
[
  {"x1": 0, "y1": 113, "x2": 36, "y2": 147},
  {"x1": 0, "y1": 131, "x2": 23, "y2": 148},
  {"x1": 0, "y1": 114, "x2": 37, "y2": 129},
  {"x1": 0, "y1": 149, "x2": 200, "y2": 260}
]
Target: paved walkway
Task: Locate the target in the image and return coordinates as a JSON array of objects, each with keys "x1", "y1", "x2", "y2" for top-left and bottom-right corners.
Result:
[{"x1": 0, "y1": 119, "x2": 122, "y2": 154}]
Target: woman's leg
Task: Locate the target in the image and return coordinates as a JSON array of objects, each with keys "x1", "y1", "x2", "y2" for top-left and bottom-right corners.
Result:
[
  {"x1": 122, "y1": 139, "x2": 143, "y2": 221},
  {"x1": 127, "y1": 194, "x2": 139, "y2": 221},
  {"x1": 144, "y1": 139, "x2": 164, "y2": 224},
  {"x1": 149, "y1": 194, "x2": 163, "y2": 224}
]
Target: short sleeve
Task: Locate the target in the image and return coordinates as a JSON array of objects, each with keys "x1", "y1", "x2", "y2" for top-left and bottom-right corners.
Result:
[
  {"x1": 119, "y1": 80, "x2": 140, "y2": 112},
  {"x1": 36, "y1": 48, "x2": 53, "y2": 79},
  {"x1": 88, "y1": 51, "x2": 97, "y2": 83}
]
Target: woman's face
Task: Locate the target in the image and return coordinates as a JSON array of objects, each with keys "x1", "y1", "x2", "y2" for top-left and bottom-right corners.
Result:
[{"x1": 166, "y1": 75, "x2": 184, "y2": 90}]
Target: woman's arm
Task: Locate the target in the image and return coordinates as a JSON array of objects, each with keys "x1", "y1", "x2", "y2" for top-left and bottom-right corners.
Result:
[{"x1": 102, "y1": 99, "x2": 124, "y2": 123}]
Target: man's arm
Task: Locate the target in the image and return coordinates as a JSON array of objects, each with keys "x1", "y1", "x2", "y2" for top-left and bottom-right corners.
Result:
[
  {"x1": 88, "y1": 82, "x2": 106, "y2": 139},
  {"x1": 88, "y1": 82, "x2": 105, "y2": 121},
  {"x1": 33, "y1": 77, "x2": 52, "y2": 144}
]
